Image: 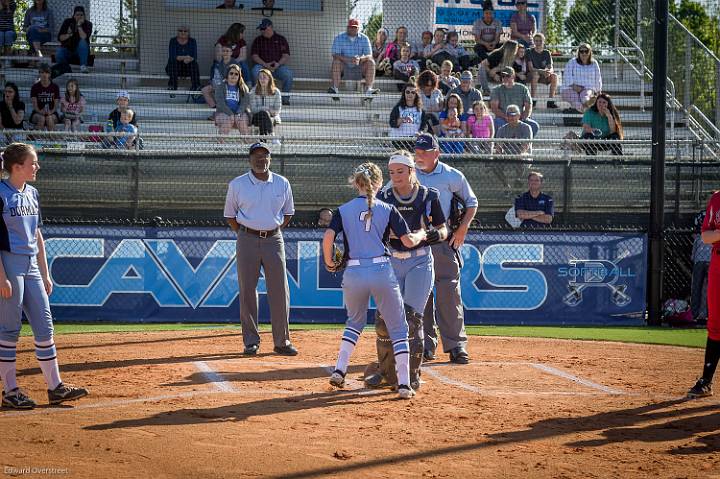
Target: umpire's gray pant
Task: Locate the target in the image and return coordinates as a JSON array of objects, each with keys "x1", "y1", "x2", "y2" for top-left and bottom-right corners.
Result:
[
  {"x1": 423, "y1": 241, "x2": 468, "y2": 353},
  {"x1": 236, "y1": 229, "x2": 291, "y2": 348}
]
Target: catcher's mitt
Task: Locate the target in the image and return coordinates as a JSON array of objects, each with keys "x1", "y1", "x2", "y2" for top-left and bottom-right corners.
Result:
[{"x1": 325, "y1": 244, "x2": 347, "y2": 273}]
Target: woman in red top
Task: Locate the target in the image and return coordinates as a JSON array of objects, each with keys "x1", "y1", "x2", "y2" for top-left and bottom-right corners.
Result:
[{"x1": 687, "y1": 190, "x2": 720, "y2": 398}]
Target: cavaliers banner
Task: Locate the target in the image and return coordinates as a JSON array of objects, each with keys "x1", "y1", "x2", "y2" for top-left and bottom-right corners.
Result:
[
  {"x1": 434, "y1": 0, "x2": 545, "y2": 43},
  {"x1": 43, "y1": 226, "x2": 647, "y2": 325}
]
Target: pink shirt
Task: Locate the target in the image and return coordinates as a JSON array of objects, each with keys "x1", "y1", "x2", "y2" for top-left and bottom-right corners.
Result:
[{"x1": 467, "y1": 114, "x2": 493, "y2": 138}]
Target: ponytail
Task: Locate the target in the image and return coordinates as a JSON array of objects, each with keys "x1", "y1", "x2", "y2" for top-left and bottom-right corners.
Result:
[{"x1": 349, "y1": 162, "x2": 384, "y2": 220}]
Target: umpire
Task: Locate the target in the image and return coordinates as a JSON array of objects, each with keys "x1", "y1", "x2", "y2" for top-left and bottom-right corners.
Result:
[
  {"x1": 414, "y1": 133, "x2": 478, "y2": 364},
  {"x1": 224, "y1": 142, "x2": 298, "y2": 356}
]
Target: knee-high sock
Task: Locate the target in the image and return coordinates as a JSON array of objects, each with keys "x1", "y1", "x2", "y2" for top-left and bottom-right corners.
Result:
[
  {"x1": 702, "y1": 337, "x2": 720, "y2": 383},
  {"x1": 0, "y1": 340, "x2": 18, "y2": 393},
  {"x1": 335, "y1": 326, "x2": 362, "y2": 374},
  {"x1": 35, "y1": 338, "x2": 61, "y2": 390},
  {"x1": 393, "y1": 339, "x2": 410, "y2": 387}
]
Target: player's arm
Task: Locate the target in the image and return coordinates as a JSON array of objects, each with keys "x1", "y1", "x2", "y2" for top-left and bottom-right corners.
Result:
[
  {"x1": 36, "y1": 229, "x2": 52, "y2": 295},
  {"x1": 322, "y1": 229, "x2": 337, "y2": 269},
  {"x1": 701, "y1": 230, "x2": 720, "y2": 245}
]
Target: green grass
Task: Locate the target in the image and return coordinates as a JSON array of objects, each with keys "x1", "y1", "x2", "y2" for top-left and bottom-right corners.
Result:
[{"x1": 21, "y1": 323, "x2": 708, "y2": 348}]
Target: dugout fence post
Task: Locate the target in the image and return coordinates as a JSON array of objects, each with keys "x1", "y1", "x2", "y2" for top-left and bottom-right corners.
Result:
[{"x1": 647, "y1": 0, "x2": 670, "y2": 326}]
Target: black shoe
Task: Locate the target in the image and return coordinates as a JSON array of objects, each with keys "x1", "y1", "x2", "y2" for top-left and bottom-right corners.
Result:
[
  {"x1": 243, "y1": 343, "x2": 259, "y2": 355},
  {"x1": 687, "y1": 378, "x2": 712, "y2": 398},
  {"x1": 327, "y1": 86, "x2": 340, "y2": 101},
  {"x1": 2, "y1": 388, "x2": 36, "y2": 409},
  {"x1": 449, "y1": 347, "x2": 470, "y2": 364},
  {"x1": 547, "y1": 100, "x2": 558, "y2": 109},
  {"x1": 281, "y1": 95, "x2": 290, "y2": 106},
  {"x1": 273, "y1": 344, "x2": 298, "y2": 356},
  {"x1": 423, "y1": 348, "x2": 436, "y2": 361},
  {"x1": 47, "y1": 383, "x2": 88, "y2": 405},
  {"x1": 364, "y1": 372, "x2": 384, "y2": 388}
]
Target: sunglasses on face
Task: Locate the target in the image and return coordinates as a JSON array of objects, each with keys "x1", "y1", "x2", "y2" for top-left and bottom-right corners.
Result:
[
  {"x1": 405, "y1": 90, "x2": 417, "y2": 94},
  {"x1": 229, "y1": 72, "x2": 240, "y2": 76},
  {"x1": 579, "y1": 49, "x2": 590, "y2": 53}
]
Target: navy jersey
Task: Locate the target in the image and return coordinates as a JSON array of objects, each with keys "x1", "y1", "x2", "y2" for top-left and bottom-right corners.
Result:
[
  {"x1": 0, "y1": 180, "x2": 41, "y2": 255},
  {"x1": 514, "y1": 191, "x2": 554, "y2": 228},
  {"x1": 379, "y1": 185, "x2": 446, "y2": 251},
  {"x1": 329, "y1": 197, "x2": 410, "y2": 259}
]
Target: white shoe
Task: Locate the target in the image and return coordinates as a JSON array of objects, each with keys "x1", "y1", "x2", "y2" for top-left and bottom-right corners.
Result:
[
  {"x1": 80, "y1": 65, "x2": 89, "y2": 73},
  {"x1": 397, "y1": 384, "x2": 415, "y2": 399},
  {"x1": 366, "y1": 87, "x2": 380, "y2": 95},
  {"x1": 329, "y1": 370, "x2": 346, "y2": 388}
]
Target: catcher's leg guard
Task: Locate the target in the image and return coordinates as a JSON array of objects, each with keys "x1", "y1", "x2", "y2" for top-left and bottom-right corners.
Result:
[
  {"x1": 374, "y1": 310, "x2": 398, "y2": 386},
  {"x1": 406, "y1": 304, "x2": 424, "y2": 390}
]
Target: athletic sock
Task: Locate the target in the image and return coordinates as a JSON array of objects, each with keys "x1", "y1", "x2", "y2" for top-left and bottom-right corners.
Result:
[
  {"x1": 35, "y1": 339, "x2": 61, "y2": 390},
  {"x1": 702, "y1": 337, "x2": 720, "y2": 384},
  {"x1": 335, "y1": 326, "x2": 362, "y2": 374},
  {"x1": 393, "y1": 339, "x2": 411, "y2": 387},
  {"x1": 0, "y1": 341, "x2": 18, "y2": 393}
]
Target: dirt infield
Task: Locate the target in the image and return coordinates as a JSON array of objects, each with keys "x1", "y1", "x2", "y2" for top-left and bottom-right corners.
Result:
[{"x1": 1, "y1": 329, "x2": 718, "y2": 479}]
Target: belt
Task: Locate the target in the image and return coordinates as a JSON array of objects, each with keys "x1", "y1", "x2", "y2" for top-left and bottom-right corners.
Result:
[
  {"x1": 347, "y1": 256, "x2": 390, "y2": 267},
  {"x1": 390, "y1": 247, "x2": 429, "y2": 260},
  {"x1": 241, "y1": 226, "x2": 279, "y2": 238}
]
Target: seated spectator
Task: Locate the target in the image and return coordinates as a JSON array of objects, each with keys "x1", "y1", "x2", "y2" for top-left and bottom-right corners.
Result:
[
  {"x1": 691, "y1": 210, "x2": 711, "y2": 324},
  {"x1": 423, "y1": 28, "x2": 447, "y2": 68},
  {"x1": 108, "y1": 90, "x2": 136, "y2": 129},
  {"x1": 30, "y1": 64, "x2": 59, "y2": 131},
  {"x1": 248, "y1": 68, "x2": 281, "y2": 137},
  {"x1": 216, "y1": 0, "x2": 238, "y2": 8},
  {"x1": 426, "y1": 30, "x2": 470, "y2": 72},
  {"x1": 202, "y1": 44, "x2": 240, "y2": 119},
  {"x1": 0, "y1": 82, "x2": 25, "y2": 142},
  {"x1": 317, "y1": 207, "x2": 333, "y2": 228},
  {"x1": 414, "y1": 31, "x2": 432, "y2": 62},
  {"x1": 107, "y1": 108, "x2": 137, "y2": 149},
  {"x1": 449, "y1": 70, "x2": 482, "y2": 115},
  {"x1": 510, "y1": 0, "x2": 536, "y2": 48},
  {"x1": 561, "y1": 43, "x2": 602, "y2": 113},
  {"x1": 0, "y1": 0, "x2": 17, "y2": 55},
  {"x1": 478, "y1": 41, "x2": 519, "y2": 94},
  {"x1": 527, "y1": 33, "x2": 558, "y2": 108},
  {"x1": 384, "y1": 25, "x2": 409, "y2": 64},
  {"x1": 23, "y1": 0, "x2": 53, "y2": 57},
  {"x1": 440, "y1": 106, "x2": 464, "y2": 138},
  {"x1": 472, "y1": 2, "x2": 503, "y2": 62},
  {"x1": 56, "y1": 6, "x2": 92, "y2": 73},
  {"x1": 437, "y1": 59, "x2": 459, "y2": 95},
  {"x1": 466, "y1": 99, "x2": 494, "y2": 152},
  {"x1": 495, "y1": 104, "x2": 533, "y2": 155},
  {"x1": 417, "y1": 69, "x2": 443, "y2": 132},
  {"x1": 328, "y1": 18, "x2": 378, "y2": 97},
  {"x1": 514, "y1": 172, "x2": 553, "y2": 227},
  {"x1": 166, "y1": 26, "x2": 200, "y2": 91},
  {"x1": 392, "y1": 43, "x2": 420, "y2": 88},
  {"x1": 580, "y1": 92, "x2": 623, "y2": 156},
  {"x1": 214, "y1": 64, "x2": 250, "y2": 136},
  {"x1": 251, "y1": 19, "x2": 292, "y2": 105},
  {"x1": 215, "y1": 23, "x2": 251, "y2": 86},
  {"x1": 389, "y1": 83, "x2": 433, "y2": 142},
  {"x1": 438, "y1": 93, "x2": 468, "y2": 153},
  {"x1": 60, "y1": 78, "x2": 84, "y2": 132},
  {"x1": 372, "y1": 27, "x2": 388, "y2": 67},
  {"x1": 512, "y1": 44, "x2": 529, "y2": 84},
  {"x1": 490, "y1": 66, "x2": 539, "y2": 136}
]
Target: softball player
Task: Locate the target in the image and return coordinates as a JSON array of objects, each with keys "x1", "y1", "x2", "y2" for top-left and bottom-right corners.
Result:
[
  {"x1": 365, "y1": 151, "x2": 447, "y2": 390},
  {"x1": 687, "y1": 190, "x2": 720, "y2": 398},
  {"x1": 322, "y1": 162, "x2": 426, "y2": 399},
  {"x1": 0, "y1": 143, "x2": 88, "y2": 409}
]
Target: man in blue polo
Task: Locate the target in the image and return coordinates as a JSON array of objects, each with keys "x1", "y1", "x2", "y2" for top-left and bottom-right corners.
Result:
[
  {"x1": 328, "y1": 18, "x2": 378, "y2": 99},
  {"x1": 224, "y1": 142, "x2": 298, "y2": 356},
  {"x1": 514, "y1": 171, "x2": 554, "y2": 227},
  {"x1": 414, "y1": 133, "x2": 478, "y2": 364}
]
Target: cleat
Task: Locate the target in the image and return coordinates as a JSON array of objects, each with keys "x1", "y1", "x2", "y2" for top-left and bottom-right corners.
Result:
[
  {"x1": 243, "y1": 343, "x2": 259, "y2": 355},
  {"x1": 449, "y1": 346, "x2": 470, "y2": 365},
  {"x1": 687, "y1": 378, "x2": 712, "y2": 399},
  {"x1": 47, "y1": 383, "x2": 88, "y2": 405},
  {"x1": 273, "y1": 344, "x2": 298, "y2": 356},
  {"x1": 397, "y1": 384, "x2": 415, "y2": 399},
  {"x1": 364, "y1": 372, "x2": 384, "y2": 388},
  {"x1": 2, "y1": 388, "x2": 36, "y2": 409},
  {"x1": 423, "y1": 348, "x2": 436, "y2": 361},
  {"x1": 329, "y1": 369, "x2": 346, "y2": 388}
]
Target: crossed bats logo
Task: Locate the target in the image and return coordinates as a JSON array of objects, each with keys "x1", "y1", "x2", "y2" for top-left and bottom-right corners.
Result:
[{"x1": 562, "y1": 251, "x2": 632, "y2": 307}]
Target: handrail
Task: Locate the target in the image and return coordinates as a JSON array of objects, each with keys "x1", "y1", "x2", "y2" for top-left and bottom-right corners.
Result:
[
  {"x1": 669, "y1": 14, "x2": 720, "y2": 64},
  {"x1": 689, "y1": 106, "x2": 720, "y2": 138}
]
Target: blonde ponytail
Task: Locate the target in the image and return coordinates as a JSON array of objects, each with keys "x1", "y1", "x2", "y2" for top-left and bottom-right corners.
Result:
[{"x1": 349, "y1": 162, "x2": 384, "y2": 220}]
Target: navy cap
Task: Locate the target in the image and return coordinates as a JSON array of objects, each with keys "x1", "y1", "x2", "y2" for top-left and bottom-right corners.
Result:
[
  {"x1": 249, "y1": 142, "x2": 270, "y2": 154},
  {"x1": 415, "y1": 133, "x2": 439, "y2": 151},
  {"x1": 257, "y1": 18, "x2": 273, "y2": 30}
]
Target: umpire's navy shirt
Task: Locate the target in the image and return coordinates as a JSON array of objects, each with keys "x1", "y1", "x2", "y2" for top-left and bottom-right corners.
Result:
[
  {"x1": 514, "y1": 191, "x2": 554, "y2": 228},
  {"x1": 224, "y1": 171, "x2": 295, "y2": 231}
]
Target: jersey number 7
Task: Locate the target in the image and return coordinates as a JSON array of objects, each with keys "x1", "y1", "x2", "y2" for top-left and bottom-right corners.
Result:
[{"x1": 359, "y1": 211, "x2": 372, "y2": 232}]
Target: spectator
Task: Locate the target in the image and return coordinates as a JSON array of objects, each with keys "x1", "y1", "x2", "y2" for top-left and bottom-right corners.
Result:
[
  {"x1": 60, "y1": 78, "x2": 84, "y2": 132},
  {"x1": 30, "y1": 63, "x2": 59, "y2": 131},
  {"x1": 384, "y1": 25, "x2": 409, "y2": 64},
  {"x1": 389, "y1": 83, "x2": 433, "y2": 141},
  {"x1": 440, "y1": 106, "x2": 463, "y2": 138},
  {"x1": 107, "y1": 108, "x2": 137, "y2": 149},
  {"x1": 423, "y1": 28, "x2": 447, "y2": 67},
  {"x1": 0, "y1": 82, "x2": 25, "y2": 142},
  {"x1": 202, "y1": 44, "x2": 240, "y2": 119},
  {"x1": 466, "y1": 99, "x2": 494, "y2": 152},
  {"x1": 392, "y1": 43, "x2": 420, "y2": 88},
  {"x1": 490, "y1": 66, "x2": 539, "y2": 136},
  {"x1": 166, "y1": 25, "x2": 200, "y2": 92},
  {"x1": 372, "y1": 27, "x2": 388, "y2": 67},
  {"x1": 23, "y1": 0, "x2": 53, "y2": 57},
  {"x1": 472, "y1": 3, "x2": 503, "y2": 62},
  {"x1": 214, "y1": 64, "x2": 250, "y2": 136},
  {"x1": 414, "y1": 30, "x2": 432, "y2": 61},
  {"x1": 108, "y1": 90, "x2": 136, "y2": 130},
  {"x1": 495, "y1": 104, "x2": 533, "y2": 156},
  {"x1": 0, "y1": 0, "x2": 16, "y2": 55},
  {"x1": 216, "y1": 23, "x2": 251, "y2": 86},
  {"x1": 328, "y1": 18, "x2": 378, "y2": 97},
  {"x1": 527, "y1": 33, "x2": 558, "y2": 108},
  {"x1": 56, "y1": 6, "x2": 92, "y2": 73},
  {"x1": 438, "y1": 93, "x2": 468, "y2": 153},
  {"x1": 478, "y1": 41, "x2": 519, "y2": 94},
  {"x1": 449, "y1": 70, "x2": 482, "y2": 116},
  {"x1": 417, "y1": 69, "x2": 444, "y2": 132},
  {"x1": 317, "y1": 207, "x2": 333, "y2": 228},
  {"x1": 512, "y1": 44, "x2": 529, "y2": 84},
  {"x1": 510, "y1": 0, "x2": 536, "y2": 48},
  {"x1": 561, "y1": 43, "x2": 602, "y2": 113},
  {"x1": 251, "y1": 19, "x2": 292, "y2": 105},
  {"x1": 514, "y1": 172, "x2": 553, "y2": 227},
  {"x1": 425, "y1": 30, "x2": 469, "y2": 72},
  {"x1": 580, "y1": 92, "x2": 623, "y2": 156},
  {"x1": 216, "y1": 0, "x2": 237, "y2": 8},
  {"x1": 248, "y1": 68, "x2": 282, "y2": 137},
  {"x1": 692, "y1": 210, "x2": 711, "y2": 324},
  {"x1": 437, "y1": 59, "x2": 459, "y2": 95}
]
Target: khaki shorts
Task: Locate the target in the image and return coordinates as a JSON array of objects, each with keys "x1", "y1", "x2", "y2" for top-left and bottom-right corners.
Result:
[{"x1": 534, "y1": 70, "x2": 555, "y2": 84}]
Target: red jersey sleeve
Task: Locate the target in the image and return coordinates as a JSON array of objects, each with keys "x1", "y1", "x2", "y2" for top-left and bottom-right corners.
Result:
[{"x1": 702, "y1": 191, "x2": 720, "y2": 233}]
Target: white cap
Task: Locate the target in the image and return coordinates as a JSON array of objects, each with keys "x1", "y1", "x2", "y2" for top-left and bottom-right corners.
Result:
[
  {"x1": 388, "y1": 154, "x2": 415, "y2": 168},
  {"x1": 116, "y1": 90, "x2": 130, "y2": 100}
]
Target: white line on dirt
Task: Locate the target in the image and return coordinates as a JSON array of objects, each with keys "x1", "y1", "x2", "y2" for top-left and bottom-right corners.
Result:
[
  {"x1": 529, "y1": 363, "x2": 625, "y2": 395},
  {"x1": 193, "y1": 360, "x2": 237, "y2": 393}
]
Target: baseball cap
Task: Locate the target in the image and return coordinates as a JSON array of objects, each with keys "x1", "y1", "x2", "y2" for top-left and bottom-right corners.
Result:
[
  {"x1": 506, "y1": 104, "x2": 521, "y2": 115},
  {"x1": 388, "y1": 153, "x2": 415, "y2": 168},
  {"x1": 460, "y1": 70, "x2": 473, "y2": 81},
  {"x1": 249, "y1": 142, "x2": 270, "y2": 154},
  {"x1": 499, "y1": 66, "x2": 515, "y2": 77},
  {"x1": 257, "y1": 19, "x2": 273, "y2": 30},
  {"x1": 116, "y1": 90, "x2": 130, "y2": 100},
  {"x1": 415, "y1": 133, "x2": 439, "y2": 151},
  {"x1": 347, "y1": 19, "x2": 360, "y2": 28}
]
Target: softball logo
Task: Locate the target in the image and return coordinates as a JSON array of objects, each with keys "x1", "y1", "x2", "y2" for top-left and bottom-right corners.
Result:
[{"x1": 559, "y1": 257, "x2": 635, "y2": 307}]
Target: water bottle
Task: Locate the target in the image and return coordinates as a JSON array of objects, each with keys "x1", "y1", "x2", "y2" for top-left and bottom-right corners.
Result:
[{"x1": 106, "y1": 119, "x2": 114, "y2": 133}]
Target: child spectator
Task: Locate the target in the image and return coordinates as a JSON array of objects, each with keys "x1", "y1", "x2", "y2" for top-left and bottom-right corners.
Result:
[
  {"x1": 248, "y1": 68, "x2": 282, "y2": 137},
  {"x1": 107, "y1": 108, "x2": 137, "y2": 149},
  {"x1": 214, "y1": 64, "x2": 250, "y2": 136},
  {"x1": 60, "y1": 78, "x2": 85, "y2": 132},
  {"x1": 0, "y1": 82, "x2": 24, "y2": 143},
  {"x1": 108, "y1": 90, "x2": 137, "y2": 129},
  {"x1": 423, "y1": 28, "x2": 446, "y2": 65},
  {"x1": 384, "y1": 25, "x2": 409, "y2": 65},
  {"x1": 513, "y1": 44, "x2": 529, "y2": 84},
  {"x1": 438, "y1": 60, "x2": 460, "y2": 95},
  {"x1": 23, "y1": 0, "x2": 53, "y2": 57},
  {"x1": 414, "y1": 31, "x2": 432, "y2": 61},
  {"x1": 438, "y1": 93, "x2": 468, "y2": 153},
  {"x1": 392, "y1": 44, "x2": 420, "y2": 88},
  {"x1": 440, "y1": 107, "x2": 463, "y2": 138},
  {"x1": 30, "y1": 64, "x2": 59, "y2": 131},
  {"x1": 527, "y1": 33, "x2": 558, "y2": 108},
  {"x1": 216, "y1": 23, "x2": 251, "y2": 85},
  {"x1": 0, "y1": 0, "x2": 16, "y2": 55},
  {"x1": 202, "y1": 45, "x2": 239, "y2": 119},
  {"x1": 466, "y1": 99, "x2": 494, "y2": 152}
]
